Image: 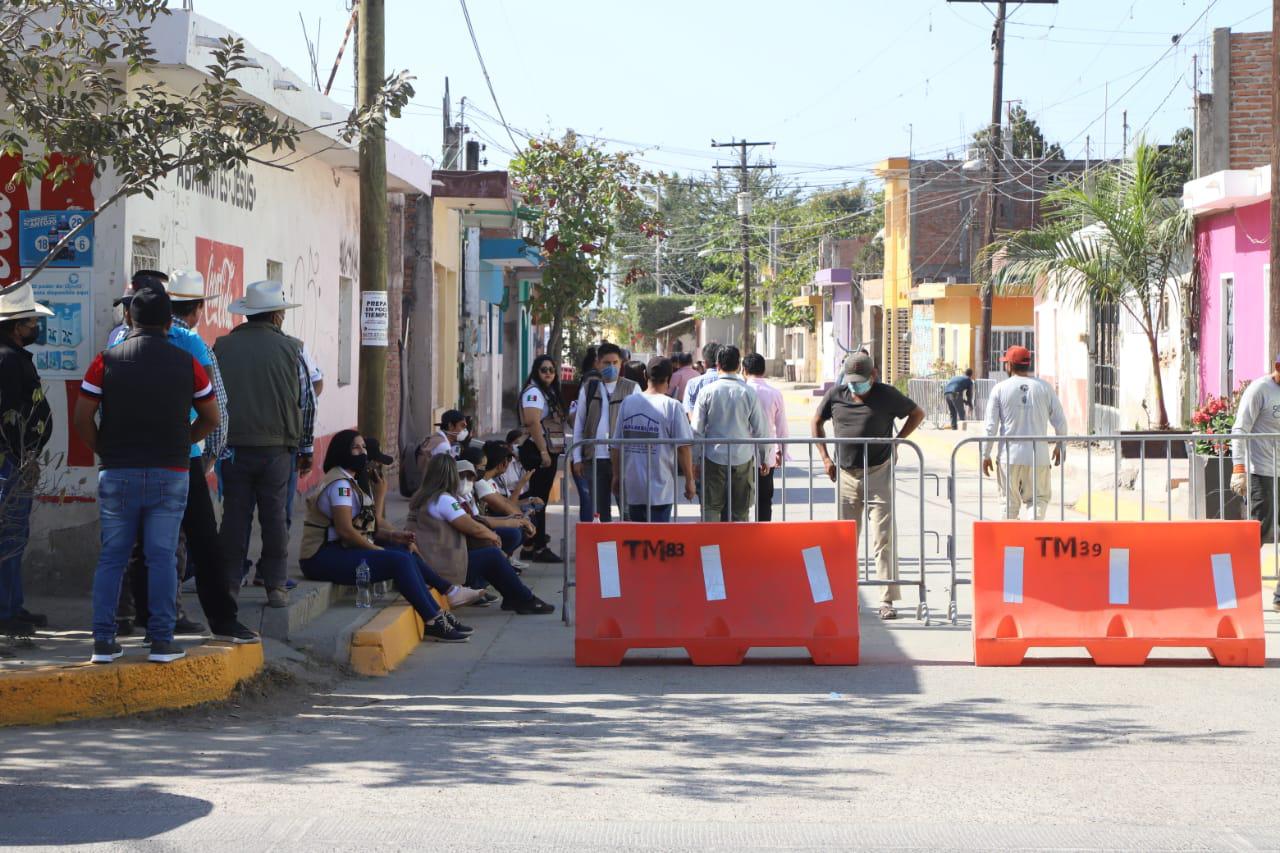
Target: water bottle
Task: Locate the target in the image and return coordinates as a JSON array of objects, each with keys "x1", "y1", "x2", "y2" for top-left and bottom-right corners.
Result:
[{"x1": 355, "y1": 561, "x2": 372, "y2": 608}]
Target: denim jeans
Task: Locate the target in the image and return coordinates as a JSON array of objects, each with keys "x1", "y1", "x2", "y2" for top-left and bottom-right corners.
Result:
[
  {"x1": 219, "y1": 447, "x2": 291, "y2": 590},
  {"x1": 466, "y1": 547, "x2": 534, "y2": 604},
  {"x1": 626, "y1": 504, "x2": 673, "y2": 523},
  {"x1": 495, "y1": 525, "x2": 524, "y2": 556},
  {"x1": 301, "y1": 542, "x2": 445, "y2": 623},
  {"x1": 574, "y1": 456, "x2": 614, "y2": 521},
  {"x1": 0, "y1": 456, "x2": 34, "y2": 621},
  {"x1": 572, "y1": 471, "x2": 593, "y2": 523},
  {"x1": 91, "y1": 468, "x2": 189, "y2": 643}
]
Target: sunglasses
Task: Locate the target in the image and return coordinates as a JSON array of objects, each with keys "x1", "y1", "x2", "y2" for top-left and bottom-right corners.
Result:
[{"x1": 538, "y1": 366, "x2": 556, "y2": 374}]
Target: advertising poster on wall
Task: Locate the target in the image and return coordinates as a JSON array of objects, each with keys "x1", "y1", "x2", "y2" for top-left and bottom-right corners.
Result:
[
  {"x1": 22, "y1": 268, "x2": 93, "y2": 377},
  {"x1": 360, "y1": 290, "x2": 389, "y2": 347},
  {"x1": 18, "y1": 210, "x2": 94, "y2": 269},
  {"x1": 195, "y1": 236, "x2": 245, "y2": 342}
]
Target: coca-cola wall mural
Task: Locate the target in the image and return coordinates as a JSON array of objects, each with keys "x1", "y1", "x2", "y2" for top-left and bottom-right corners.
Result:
[{"x1": 194, "y1": 236, "x2": 244, "y2": 344}]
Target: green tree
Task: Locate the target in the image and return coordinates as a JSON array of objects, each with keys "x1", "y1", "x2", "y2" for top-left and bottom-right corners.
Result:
[
  {"x1": 984, "y1": 142, "x2": 1192, "y2": 429},
  {"x1": 973, "y1": 105, "x2": 1064, "y2": 160},
  {"x1": 1152, "y1": 127, "x2": 1194, "y2": 198},
  {"x1": 0, "y1": 1, "x2": 414, "y2": 291},
  {"x1": 509, "y1": 132, "x2": 657, "y2": 360}
]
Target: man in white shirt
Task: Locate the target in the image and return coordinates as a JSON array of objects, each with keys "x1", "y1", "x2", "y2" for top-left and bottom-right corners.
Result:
[
  {"x1": 682, "y1": 342, "x2": 722, "y2": 419},
  {"x1": 611, "y1": 357, "x2": 697, "y2": 521},
  {"x1": 743, "y1": 352, "x2": 787, "y2": 521},
  {"x1": 570, "y1": 342, "x2": 638, "y2": 521},
  {"x1": 1229, "y1": 355, "x2": 1280, "y2": 611},
  {"x1": 694, "y1": 345, "x2": 768, "y2": 522},
  {"x1": 981, "y1": 345, "x2": 1067, "y2": 520}
]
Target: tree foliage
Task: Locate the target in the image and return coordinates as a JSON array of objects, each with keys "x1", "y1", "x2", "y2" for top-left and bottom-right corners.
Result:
[
  {"x1": 1151, "y1": 127, "x2": 1193, "y2": 198},
  {"x1": 984, "y1": 142, "x2": 1192, "y2": 429},
  {"x1": 634, "y1": 294, "x2": 692, "y2": 340},
  {"x1": 973, "y1": 105, "x2": 1064, "y2": 160},
  {"x1": 0, "y1": 1, "x2": 414, "y2": 290},
  {"x1": 509, "y1": 132, "x2": 658, "y2": 360}
]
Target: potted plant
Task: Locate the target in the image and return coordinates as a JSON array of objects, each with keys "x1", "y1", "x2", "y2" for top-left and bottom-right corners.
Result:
[{"x1": 1190, "y1": 392, "x2": 1244, "y2": 520}]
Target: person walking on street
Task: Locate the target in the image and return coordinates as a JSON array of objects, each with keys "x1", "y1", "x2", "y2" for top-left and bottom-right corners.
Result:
[
  {"x1": 75, "y1": 284, "x2": 220, "y2": 663},
  {"x1": 813, "y1": 352, "x2": 924, "y2": 620},
  {"x1": 611, "y1": 356, "x2": 697, "y2": 522},
  {"x1": 944, "y1": 368, "x2": 974, "y2": 430},
  {"x1": 981, "y1": 345, "x2": 1067, "y2": 521},
  {"x1": 1230, "y1": 354, "x2": 1280, "y2": 612},
  {"x1": 0, "y1": 286, "x2": 54, "y2": 636},
  {"x1": 669, "y1": 352, "x2": 699, "y2": 403},
  {"x1": 682, "y1": 342, "x2": 722, "y2": 419},
  {"x1": 213, "y1": 281, "x2": 316, "y2": 609},
  {"x1": 693, "y1": 345, "x2": 767, "y2": 522},
  {"x1": 744, "y1": 352, "x2": 788, "y2": 522},
  {"x1": 571, "y1": 342, "x2": 639, "y2": 522},
  {"x1": 518, "y1": 354, "x2": 567, "y2": 563}
]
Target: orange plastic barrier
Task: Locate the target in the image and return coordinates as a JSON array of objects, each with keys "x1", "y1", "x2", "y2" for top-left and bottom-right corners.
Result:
[
  {"x1": 973, "y1": 521, "x2": 1265, "y2": 666},
  {"x1": 575, "y1": 521, "x2": 859, "y2": 666}
]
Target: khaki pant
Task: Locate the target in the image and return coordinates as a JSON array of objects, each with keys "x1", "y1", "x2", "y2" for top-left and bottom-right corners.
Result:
[
  {"x1": 837, "y1": 459, "x2": 898, "y2": 604},
  {"x1": 703, "y1": 459, "x2": 755, "y2": 522},
  {"x1": 997, "y1": 463, "x2": 1052, "y2": 520}
]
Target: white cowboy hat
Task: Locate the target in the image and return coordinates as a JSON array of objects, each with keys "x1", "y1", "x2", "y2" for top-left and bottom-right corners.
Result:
[
  {"x1": 166, "y1": 269, "x2": 207, "y2": 302},
  {"x1": 228, "y1": 280, "x2": 300, "y2": 315},
  {"x1": 0, "y1": 285, "x2": 55, "y2": 321}
]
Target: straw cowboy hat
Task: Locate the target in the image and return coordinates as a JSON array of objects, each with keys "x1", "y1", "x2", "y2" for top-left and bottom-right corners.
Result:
[
  {"x1": 228, "y1": 280, "x2": 300, "y2": 315},
  {"x1": 166, "y1": 269, "x2": 207, "y2": 302},
  {"x1": 0, "y1": 285, "x2": 55, "y2": 321}
]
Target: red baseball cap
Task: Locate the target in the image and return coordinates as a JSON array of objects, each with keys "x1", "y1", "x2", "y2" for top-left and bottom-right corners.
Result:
[{"x1": 1002, "y1": 345, "x2": 1032, "y2": 366}]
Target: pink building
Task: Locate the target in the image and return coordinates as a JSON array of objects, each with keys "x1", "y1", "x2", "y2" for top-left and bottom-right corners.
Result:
[{"x1": 1184, "y1": 166, "x2": 1272, "y2": 401}]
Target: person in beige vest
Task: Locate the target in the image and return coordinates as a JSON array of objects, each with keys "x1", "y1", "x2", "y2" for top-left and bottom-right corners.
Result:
[
  {"x1": 298, "y1": 429, "x2": 476, "y2": 642},
  {"x1": 570, "y1": 342, "x2": 638, "y2": 521}
]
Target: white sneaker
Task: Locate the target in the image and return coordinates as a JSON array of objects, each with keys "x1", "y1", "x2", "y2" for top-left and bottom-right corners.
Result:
[
  {"x1": 509, "y1": 556, "x2": 531, "y2": 570},
  {"x1": 447, "y1": 586, "x2": 486, "y2": 607}
]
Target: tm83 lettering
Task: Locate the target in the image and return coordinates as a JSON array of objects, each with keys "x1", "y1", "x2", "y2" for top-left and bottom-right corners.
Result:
[
  {"x1": 1035, "y1": 536, "x2": 1103, "y2": 559},
  {"x1": 621, "y1": 540, "x2": 686, "y2": 561}
]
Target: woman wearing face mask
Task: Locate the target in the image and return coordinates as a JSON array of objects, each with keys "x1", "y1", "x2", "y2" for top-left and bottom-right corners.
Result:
[
  {"x1": 298, "y1": 430, "x2": 479, "y2": 642},
  {"x1": 409, "y1": 454, "x2": 555, "y2": 615},
  {"x1": 518, "y1": 354, "x2": 567, "y2": 562},
  {"x1": 416, "y1": 409, "x2": 469, "y2": 471}
]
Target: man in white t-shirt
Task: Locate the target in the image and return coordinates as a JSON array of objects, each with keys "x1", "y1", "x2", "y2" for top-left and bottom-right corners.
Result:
[
  {"x1": 1230, "y1": 355, "x2": 1280, "y2": 611},
  {"x1": 571, "y1": 342, "x2": 639, "y2": 521},
  {"x1": 611, "y1": 357, "x2": 697, "y2": 522},
  {"x1": 981, "y1": 345, "x2": 1067, "y2": 520}
]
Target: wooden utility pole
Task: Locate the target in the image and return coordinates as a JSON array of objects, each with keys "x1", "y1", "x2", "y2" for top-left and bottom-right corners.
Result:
[
  {"x1": 712, "y1": 139, "x2": 774, "y2": 351},
  {"x1": 949, "y1": 0, "x2": 1056, "y2": 377},
  {"x1": 357, "y1": 0, "x2": 388, "y2": 442},
  {"x1": 1270, "y1": 0, "x2": 1280, "y2": 362}
]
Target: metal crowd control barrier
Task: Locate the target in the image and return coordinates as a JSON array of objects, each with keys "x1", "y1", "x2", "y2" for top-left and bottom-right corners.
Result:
[
  {"x1": 947, "y1": 432, "x2": 1280, "y2": 625},
  {"x1": 908, "y1": 377, "x2": 997, "y2": 428},
  {"x1": 558, "y1": 436, "x2": 933, "y2": 628}
]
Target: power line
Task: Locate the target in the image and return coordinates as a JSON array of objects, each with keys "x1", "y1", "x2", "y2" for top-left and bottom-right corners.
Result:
[{"x1": 457, "y1": 0, "x2": 521, "y2": 155}]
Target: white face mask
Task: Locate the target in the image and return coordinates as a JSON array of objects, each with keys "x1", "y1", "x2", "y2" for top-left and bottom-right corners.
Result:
[{"x1": 459, "y1": 480, "x2": 474, "y2": 497}]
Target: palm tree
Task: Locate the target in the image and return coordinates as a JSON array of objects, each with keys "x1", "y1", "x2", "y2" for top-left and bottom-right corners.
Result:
[{"x1": 983, "y1": 142, "x2": 1192, "y2": 430}]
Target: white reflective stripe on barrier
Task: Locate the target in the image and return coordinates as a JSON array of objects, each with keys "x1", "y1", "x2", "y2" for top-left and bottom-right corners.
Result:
[
  {"x1": 802, "y1": 546, "x2": 833, "y2": 604},
  {"x1": 701, "y1": 545, "x2": 727, "y2": 601},
  {"x1": 1003, "y1": 546, "x2": 1024, "y2": 604},
  {"x1": 597, "y1": 541, "x2": 622, "y2": 599},
  {"x1": 1211, "y1": 553, "x2": 1237, "y2": 610},
  {"x1": 1109, "y1": 548, "x2": 1130, "y2": 606}
]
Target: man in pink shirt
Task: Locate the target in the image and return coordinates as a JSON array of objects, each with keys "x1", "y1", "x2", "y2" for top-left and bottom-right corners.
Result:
[
  {"x1": 744, "y1": 352, "x2": 788, "y2": 521},
  {"x1": 668, "y1": 351, "x2": 700, "y2": 402}
]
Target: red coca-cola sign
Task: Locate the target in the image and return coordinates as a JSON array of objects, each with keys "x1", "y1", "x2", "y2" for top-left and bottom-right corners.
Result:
[{"x1": 195, "y1": 236, "x2": 244, "y2": 343}]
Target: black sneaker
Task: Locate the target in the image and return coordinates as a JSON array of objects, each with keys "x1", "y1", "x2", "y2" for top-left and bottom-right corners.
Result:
[
  {"x1": 477, "y1": 592, "x2": 498, "y2": 607},
  {"x1": 13, "y1": 608, "x2": 47, "y2": 628},
  {"x1": 531, "y1": 547, "x2": 563, "y2": 564},
  {"x1": 503, "y1": 596, "x2": 556, "y2": 615},
  {"x1": 442, "y1": 612, "x2": 474, "y2": 635},
  {"x1": 90, "y1": 640, "x2": 124, "y2": 664},
  {"x1": 0, "y1": 618, "x2": 34, "y2": 638},
  {"x1": 211, "y1": 621, "x2": 260, "y2": 644},
  {"x1": 148, "y1": 640, "x2": 186, "y2": 663},
  {"x1": 174, "y1": 616, "x2": 206, "y2": 635},
  {"x1": 116, "y1": 618, "x2": 135, "y2": 637},
  {"x1": 422, "y1": 616, "x2": 469, "y2": 643}
]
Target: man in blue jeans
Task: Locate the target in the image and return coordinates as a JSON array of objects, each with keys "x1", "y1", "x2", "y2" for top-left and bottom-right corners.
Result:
[{"x1": 74, "y1": 284, "x2": 220, "y2": 664}]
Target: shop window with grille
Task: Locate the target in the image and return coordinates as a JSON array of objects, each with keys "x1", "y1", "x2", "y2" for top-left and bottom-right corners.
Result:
[{"x1": 131, "y1": 237, "x2": 160, "y2": 277}]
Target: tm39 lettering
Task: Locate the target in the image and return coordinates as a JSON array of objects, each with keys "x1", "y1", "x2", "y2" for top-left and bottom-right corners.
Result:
[{"x1": 1034, "y1": 536, "x2": 1103, "y2": 559}]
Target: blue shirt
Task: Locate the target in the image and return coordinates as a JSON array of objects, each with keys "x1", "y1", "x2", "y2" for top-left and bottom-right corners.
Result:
[
  {"x1": 108, "y1": 326, "x2": 212, "y2": 458},
  {"x1": 944, "y1": 375, "x2": 973, "y2": 396}
]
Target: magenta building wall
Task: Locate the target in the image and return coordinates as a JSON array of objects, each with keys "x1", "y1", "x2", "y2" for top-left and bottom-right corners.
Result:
[{"x1": 1197, "y1": 199, "x2": 1271, "y2": 400}]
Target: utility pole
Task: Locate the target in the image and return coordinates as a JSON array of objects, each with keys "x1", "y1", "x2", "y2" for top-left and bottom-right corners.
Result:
[
  {"x1": 712, "y1": 138, "x2": 774, "y2": 351},
  {"x1": 949, "y1": 0, "x2": 1056, "y2": 378},
  {"x1": 1270, "y1": 0, "x2": 1280, "y2": 363},
  {"x1": 357, "y1": 0, "x2": 388, "y2": 442}
]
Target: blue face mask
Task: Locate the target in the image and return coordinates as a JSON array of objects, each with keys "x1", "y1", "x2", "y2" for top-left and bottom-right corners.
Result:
[
  {"x1": 600, "y1": 364, "x2": 619, "y2": 381},
  {"x1": 848, "y1": 380, "x2": 872, "y2": 396}
]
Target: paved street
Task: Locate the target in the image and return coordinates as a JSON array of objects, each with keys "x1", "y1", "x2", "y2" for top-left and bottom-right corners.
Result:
[{"x1": 3, "y1": 396, "x2": 1280, "y2": 850}]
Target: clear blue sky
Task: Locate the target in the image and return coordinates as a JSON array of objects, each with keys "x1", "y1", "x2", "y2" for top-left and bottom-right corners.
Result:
[{"x1": 204, "y1": 0, "x2": 1269, "y2": 190}]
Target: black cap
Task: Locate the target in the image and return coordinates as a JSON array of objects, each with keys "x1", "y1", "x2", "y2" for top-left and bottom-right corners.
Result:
[
  {"x1": 129, "y1": 283, "x2": 172, "y2": 327},
  {"x1": 364, "y1": 437, "x2": 394, "y2": 466},
  {"x1": 131, "y1": 269, "x2": 168, "y2": 288}
]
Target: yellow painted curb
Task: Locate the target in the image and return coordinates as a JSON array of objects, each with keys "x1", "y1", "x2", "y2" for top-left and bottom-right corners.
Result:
[
  {"x1": 349, "y1": 600, "x2": 425, "y2": 677},
  {"x1": 1071, "y1": 491, "x2": 1190, "y2": 521},
  {"x1": 0, "y1": 642, "x2": 264, "y2": 727}
]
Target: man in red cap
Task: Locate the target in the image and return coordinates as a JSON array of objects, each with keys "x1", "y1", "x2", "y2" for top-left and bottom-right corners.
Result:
[{"x1": 981, "y1": 344, "x2": 1067, "y2": 520}]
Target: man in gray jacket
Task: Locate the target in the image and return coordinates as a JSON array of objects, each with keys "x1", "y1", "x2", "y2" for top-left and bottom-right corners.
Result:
[
  {"x1": 214, "y1": 281, "x2": 316, "y2": 608},
  {"x1": 693, "y1": 345, "x2": 767, "y2": 522}
]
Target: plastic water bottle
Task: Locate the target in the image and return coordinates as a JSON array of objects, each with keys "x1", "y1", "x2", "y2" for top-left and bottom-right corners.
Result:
[{"x1": 355, "y1": 561, "x2": 372, "y2": 608}]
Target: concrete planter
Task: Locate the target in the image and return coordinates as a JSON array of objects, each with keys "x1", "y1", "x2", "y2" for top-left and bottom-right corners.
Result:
[{"x1": 1191, "y1": 453, "x2": 1244, "y2": 520}]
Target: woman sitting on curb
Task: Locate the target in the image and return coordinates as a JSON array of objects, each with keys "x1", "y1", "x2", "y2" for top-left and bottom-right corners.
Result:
[
  {"x1": 298, "y1": 429, "x2": 479, "y2": 642},
  {"x1": 409, "y1": 454, "x2": 556, "y2": 615}
]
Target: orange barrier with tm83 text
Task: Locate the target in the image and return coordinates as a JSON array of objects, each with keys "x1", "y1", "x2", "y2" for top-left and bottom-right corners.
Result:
[
  {"x1": 972, "y1": 521, "x2": 1265, "y2": 666},
  {"x1": 575, "y1": 521, "x2": 859, "y2": 666}
]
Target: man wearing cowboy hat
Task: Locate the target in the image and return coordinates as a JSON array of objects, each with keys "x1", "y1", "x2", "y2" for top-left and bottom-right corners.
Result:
[
  {"x1": 0, "y1": 285, "x2": 54, "y2": 636},
  {"x1": 214, "y1": 281, "x2": 316, "y2": 609}
]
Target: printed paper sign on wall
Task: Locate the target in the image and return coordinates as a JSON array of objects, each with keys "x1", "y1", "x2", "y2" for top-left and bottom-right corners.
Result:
[
  {"x1": 360, "y1": 290, "x2": 389, "y2": 347},
  {"x1": 19, "y1": 210, "x2": 94, "y2": 268},
  {"x1": 195, "y1": 236, "x2": 245, "y2": 342},
  {"x1": 24, "y1": 269, "x2": 93, "y2": 377}
]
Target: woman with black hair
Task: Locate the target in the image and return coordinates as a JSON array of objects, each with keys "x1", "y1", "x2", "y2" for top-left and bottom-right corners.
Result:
[
  {"x1": 298, "y1": 429, "x2": 480, "y2": 642},
  {"x1": 518, "y1": 354, "x2": 566, "y2": 562}
]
